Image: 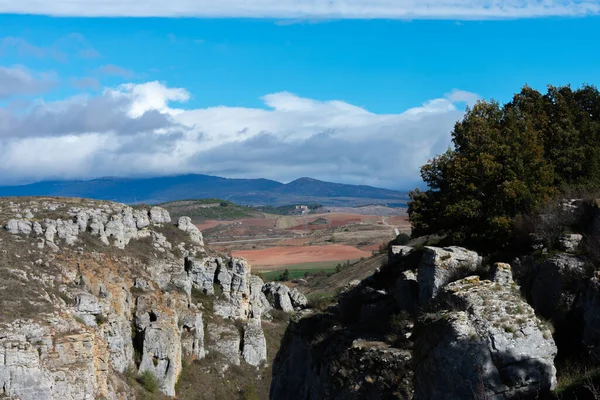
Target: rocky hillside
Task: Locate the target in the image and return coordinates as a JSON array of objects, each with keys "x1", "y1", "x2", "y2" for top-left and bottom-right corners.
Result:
[
  {"x1": 271, "y1": 200, "x2": 600, "y2": 399},
  {"x1": 0, "y1": 197, "x2": 306, "y2": 399}
]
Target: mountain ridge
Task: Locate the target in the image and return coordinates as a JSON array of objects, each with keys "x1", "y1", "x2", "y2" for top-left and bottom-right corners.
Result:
[{"x1": 0, "y1": 174, "x2": 408, "y2": 207}]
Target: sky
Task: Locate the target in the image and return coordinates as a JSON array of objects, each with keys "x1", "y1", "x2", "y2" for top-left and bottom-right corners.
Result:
[{"x1": 1, "y1": 1, "x2": 600, "y2": 190}]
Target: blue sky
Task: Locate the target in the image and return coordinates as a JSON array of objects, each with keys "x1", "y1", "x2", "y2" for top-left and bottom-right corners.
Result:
[{"x1": 1, "y1": 2, "x2": 600, "y2": 189}]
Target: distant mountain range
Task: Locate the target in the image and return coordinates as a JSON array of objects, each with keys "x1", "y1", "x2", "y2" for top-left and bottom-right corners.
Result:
[{"x1": 0, "y1": 175, "x2": 409, "y2": 207}]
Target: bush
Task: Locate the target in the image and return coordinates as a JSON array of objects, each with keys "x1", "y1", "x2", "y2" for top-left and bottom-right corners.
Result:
[
  {"x1": 391, "y1": 233, "x2": 411, "y2": 246},
  {"x1": 243, "y1": 384, "x2": 260, "y2": 400},
  {"x1": 138, "y1": 369, "x2": 159, "y2": 393},
  {"x1": 278, "y1": 269, "x2": 290, "y2": 282},
  {"x1": 95, "y1": 314, "x2": 108, "y2": 325}
]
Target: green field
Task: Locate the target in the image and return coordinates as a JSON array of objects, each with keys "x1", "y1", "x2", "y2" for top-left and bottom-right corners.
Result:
[{"x1": 258, "y1": 260, "x2": 357, "y2": 282}]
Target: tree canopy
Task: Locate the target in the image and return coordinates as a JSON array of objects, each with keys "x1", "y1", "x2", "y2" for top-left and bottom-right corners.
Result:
[{"x1": 408, "y1": 84, "x2": 600, "y2": 250}]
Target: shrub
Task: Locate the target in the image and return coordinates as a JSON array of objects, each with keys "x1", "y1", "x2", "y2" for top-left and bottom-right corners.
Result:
[
  {"x1": 243, "y1": 384, "x2": 260, "y2": 400},
  {"x1": 138, "y1": 369, "x2": 159, "y2": 393},
  {"x1": 278, "y1": 269, "x2": 290, "y2": 282},
  {"x1": 95, "y1": 314, "x2": 108, "y2": 325},
  {"x1": 391, "y1": 233, "x2": 411, "y2": 246}
]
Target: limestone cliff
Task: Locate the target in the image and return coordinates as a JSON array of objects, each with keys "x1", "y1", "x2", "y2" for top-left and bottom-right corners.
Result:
[{"x1": 0, "y1": 197, "x2": 281, "y2": 399}]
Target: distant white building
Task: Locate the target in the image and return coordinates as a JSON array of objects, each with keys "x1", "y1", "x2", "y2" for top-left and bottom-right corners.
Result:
[{"x1": 289, "y1": 205, "x2": 310, "y2": 215}]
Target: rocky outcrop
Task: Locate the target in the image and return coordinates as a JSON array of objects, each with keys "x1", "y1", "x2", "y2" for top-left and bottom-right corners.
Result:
[
  {"x1": 558, "y1": 233, "x2": 583, "y2": 253},
  {"x1": 5, "y1": 218, "x2": 32, "y2": 235},
  {"x1": 0, "y1": 319, "x2": 114, "y2": 400},
  {"x1": 263, "y1": 282, "x2": 307, "y2": 313},
  {"x1": 270, "y1": 313, "x2": 414, "y2": 400},
  {"x1": 206, "y1": 323, "x2": 241, "y2": 366},
  {"x1": 388, "y1": 245, "x2": 414, "y2": 265},
  {"x1": 150, "y1": 206, "x2": 171, "y2": 224},
  {"x1": 414, "y1": 270, "x2": 557, "y2": 399},
  {"x1": 417, "y1": 246, "x2": 482, "y2": 305},
  {"x1": 529, "y1": 254, "x2": 586, "y2": 321},
  {"x1": 3, "y1": 202, "x2": 180, "y2": 251},
  {"x1": 242, "y1": 321, "x2": 268, "y2": 367},
  {"x1": 0, "y1": 198, "x2": 272, "y2": 399},
  {"x1": 178, "y1": 216, "x2": 204, "y2": 245}
]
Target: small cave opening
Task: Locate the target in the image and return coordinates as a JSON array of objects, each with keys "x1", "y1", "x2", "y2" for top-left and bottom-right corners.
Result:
[
  {"x1": 131, "y1": 324, "x2": 145, "y2": 368},
  {"x1": 149, "y1": 311, "x2": 158, "y2": 322}
]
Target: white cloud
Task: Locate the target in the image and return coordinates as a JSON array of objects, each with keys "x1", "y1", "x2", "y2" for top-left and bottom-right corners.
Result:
[
  {"x1": 0, "y1": 81, "x2": 473, "y2": 189},
  {"x1": 0, "y1": 0, "x2": 597, "y2": 18}
]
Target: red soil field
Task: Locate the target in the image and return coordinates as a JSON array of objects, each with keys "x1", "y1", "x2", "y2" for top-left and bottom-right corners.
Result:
[{"x1": 232, "y1": 245, "x2": 372, "y2": 268}]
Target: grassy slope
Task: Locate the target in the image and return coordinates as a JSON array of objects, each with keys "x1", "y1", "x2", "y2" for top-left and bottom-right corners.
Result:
[{"x1": 303, "y1": 253, "x2": 386, "y2": 296}]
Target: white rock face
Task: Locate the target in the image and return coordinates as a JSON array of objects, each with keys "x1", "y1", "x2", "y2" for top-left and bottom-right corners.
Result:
[
  {"x1": 135, "y1": 295, "x2": 182, "y2": 397},
  {"x1": 414, "y1": 271, "x2": 557, "y2": 400},
  {"x1": 150, "y1": 207, "x2": 171, "y2": 224},
  {"x1": 263, "y1": 282, "x2": 294, "y2": 313},
  {"x1": 242, "y1": 321, "x2": 267, "y2": 367},
  {"x1": 1, "y1": 199, "x2": 272, "y2": 399},
  {"x1": 0, "y1": 320, "x2": 111, "y2": 400},
  {"x1": 5, "y1": 219, "x2": 32, "y2": 235},
  {"x1": 133, "y1": 209, "x2": 150, "y2": 229},
  {"x1": 249, "y1": 275, "x2": 271, "y2": 319},
  {"x1": 187, "y1": 257, "x2": 221, "y2": 295},
  {"x1": 558, "y1": 233, "x2": 583, "y2": 253},
  {"x1": 417, "y1": 246, "x2": 482, "y2": 305},
  {"x1": 56, "y1": 219, "x2": 80, "y2": 245},
  {"x1": 206, "y1": 323, "x2": 241, "y2": 366},
  {"x1": 289, "y1": 288, "x2": 308, "y2": 308},
  {"x1": 178, "y1": 216, "x2": 204, "y2": 245},
  {"x1": 180, "y1": 312, "x2": 205, "y2": 360}
]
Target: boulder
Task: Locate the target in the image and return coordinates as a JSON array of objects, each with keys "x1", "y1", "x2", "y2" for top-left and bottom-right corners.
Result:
[
  {"x1": 56, "y1": 219, "x2": 80, "y2": 245},
  {"x1": 289, "y1": 288, "x2": 308, "y2": 308},
  {"x1": 529, "y1": 254, "x2": 586, "y2": 320},
  {"x1": 32, "y1": 221, "x2": 43, "y2": 235},
  {"x1": 133, "y1": 209, "x2": 150, "y2": 229},
  {"x1": 263, "y1": 282, "x2": 294, "y2": 313},
  {"x1": 490, "y1": 262, "x2": 513, "y2": 286},
  {"x1": 242, "y1": 321, "x2": 267, "y2": 367},
  {"x1": 388, "y1": 245, "x2": 414, "y2": 265},
  {"x1": 150, "y1": 207, "x2": 171, "y2": 224},
  {"x1": 177, "y1": 216, "x2": 204, "y2": 245},
  {"x1": 4, "y1": 219, "x2": 32, "y2": 235},
  {"x1": 558, "y1": 234, "x2": 583, "y2": 253},
  {"x1": 43, "y1": 220, "x2": 57, "y2": 243},
  {"x1": 414, "y1": 271, "x2": 557, "y2": 400},
  {"x1": 417, "y1": 246, "x2": 482, "y2": 305}
]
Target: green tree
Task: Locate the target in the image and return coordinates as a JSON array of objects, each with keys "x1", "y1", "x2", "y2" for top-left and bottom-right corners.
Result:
[
  {"x1": 408, "y1": 84, "x2": 600, "y2": 251},
  {"x1": 279, "y1": 269, "x2": 290, "y2": 281}
]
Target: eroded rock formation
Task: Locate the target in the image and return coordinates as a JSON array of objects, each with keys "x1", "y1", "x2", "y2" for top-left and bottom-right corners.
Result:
[{"x1": 0, "y1": 198, "x2": 278, "y2": 399}]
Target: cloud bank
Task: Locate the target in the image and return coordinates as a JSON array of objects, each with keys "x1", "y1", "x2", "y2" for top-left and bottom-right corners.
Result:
[
  {"x1": 0, "y1": 80, "x2": 478, "y2": 189},
  {"x1": 0, "y1": 0, "x2": 598, "y2": 19}
]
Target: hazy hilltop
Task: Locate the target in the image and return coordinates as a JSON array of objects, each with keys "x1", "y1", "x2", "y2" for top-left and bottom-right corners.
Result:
[{"x1": 0, "y1": 175, "x2": 408, "y2": 207}]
